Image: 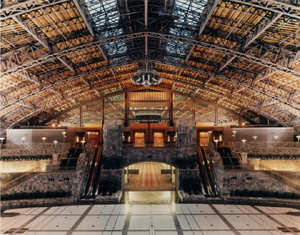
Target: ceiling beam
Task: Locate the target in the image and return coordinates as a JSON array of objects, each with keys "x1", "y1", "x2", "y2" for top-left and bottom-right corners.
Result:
[
  {"x1": 180, "y1": 0, "x2": 219, "y2": 75},
  {"x1": 57, "y1": 57, "x2": 75, "y2": 73},
  {"x1": 2, "y1": 58, "x2": 299, "y2": 116},
  {"x1": 12, "y1": 15, "x2": 50, "y2": 50},
  {"x1": 244, "y1": 13, "x2": 283, "y2": 49},
  {"x1": 228, "y1": 0, "x2": 300, "y2": 20},
  {"x1": 0, "y1": 0, "x2": 68, "y2": 21},
  {"x1": 219, "y1": 12, "x2": 282, "y2": 72},
  {"x1": 2, "y1": 32, "x2": 299, "y2": 78},
  {"x1": 5, "y1": 86, "x2": 241, "y2": 128},
  {"x1": 73, "y1": 0, "x2": 110, "y2": 65},
  {"x1": 12, "y1": 14, "x2": 77, "y2": 75},
  {"x1": 2, "y1": 62, "x2": 139, "y2": 110},
  {"x1": 73, "y1": 0, "x2": 95, "y2": 38}
]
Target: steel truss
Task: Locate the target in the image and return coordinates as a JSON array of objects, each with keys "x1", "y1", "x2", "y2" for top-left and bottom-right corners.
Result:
[
  {"x1": 1, "y1": 32, "x2": 299, "y2": 78},
  {"x1": 227, "y1": 0, "x2": 300, "y2": 20},
  {"x1": 2, "y1": 60, "x2": 298, "y2": 129},
  {"x1": 4, "y1": 80, "x2": 284, "y2": 129},
  {"x1": 0, "y1": 0, "x2": 69, "y2": 20},
  {"x1": 182, "y1": 0, "x2": 220, "y2": 65},
  {"x1": 2, "y1": 55, "x2": 299, "y2": 117}
]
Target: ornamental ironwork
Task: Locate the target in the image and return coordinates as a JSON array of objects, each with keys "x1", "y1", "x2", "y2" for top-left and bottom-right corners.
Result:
[{"x1": 130, "y1": 69, "x2": 162, "y2": 86}]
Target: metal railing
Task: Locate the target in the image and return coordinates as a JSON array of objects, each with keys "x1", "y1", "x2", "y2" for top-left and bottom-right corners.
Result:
[
  {"x1": 229, "y1": 141, "x2": 300, "y2": 154},
  {"x1": 123, "y1": 142, "x2": 176, "y2": 148}
]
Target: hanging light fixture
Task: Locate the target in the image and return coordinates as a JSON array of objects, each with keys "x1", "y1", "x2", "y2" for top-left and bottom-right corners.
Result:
[
  {"x1": 131, "y1": 69, "x2": 162, "y2": 86},
  {"x1": 131, "y1": 23, "x2": 162, "y2": 87}
]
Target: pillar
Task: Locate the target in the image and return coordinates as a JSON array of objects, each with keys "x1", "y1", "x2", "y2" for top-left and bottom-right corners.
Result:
[
  {"x1": 103, "y1": 120, "x2": 123, "y2": 157},
  {"x1": 176, "y1": 119, "x2": 197, "y2": 157}
]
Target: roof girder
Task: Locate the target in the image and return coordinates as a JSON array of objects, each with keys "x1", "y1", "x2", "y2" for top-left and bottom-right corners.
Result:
[
  {"x1": 1, "y1": 32, "x2": 299, "y2": 78},
  {"x1": 227, "y1": 0, "x2": 300, "y2": 20},
  {"x1": 2, "y1": 57, "x2": 299, "y2": 120},
  {"x1": 2, "y1": 64, "x2": 295, "y2": 128}
]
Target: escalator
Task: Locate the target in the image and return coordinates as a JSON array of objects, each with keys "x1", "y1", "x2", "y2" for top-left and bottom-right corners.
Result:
[
  {"x1": 60, "y1": 147, "x2": 82, "y2": 169},
  {"x1": 217, "y1": 147, "x2": 240, "y2": 169},
  {"x1": 198, "y1": 147, "x2": 219, "y2": 197},
  {"x1": 197, "y1": 151, "x2": 209, "y2": 195},
  {"x1": 83, "y1": 147, "x2": 102, "y2": 197}
]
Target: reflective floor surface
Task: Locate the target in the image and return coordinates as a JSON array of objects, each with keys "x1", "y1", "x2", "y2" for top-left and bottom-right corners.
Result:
[
  {"x1": 124, "y1": 162, "x2": 175, "y2": 191},
  {"x1": 1, "y1": 203, "x2": 300, "y2": 234},
  {"x1": 124, "y1": 191, "x2": 176, "y2": 204}
]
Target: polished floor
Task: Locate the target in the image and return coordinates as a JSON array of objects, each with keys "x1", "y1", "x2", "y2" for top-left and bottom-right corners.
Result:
[
  {"x1": 124, "y1": 162, "x2": 175, "y2": 191},
  {"x1": 1, "y1": 203, "x2": 300, "y2": 234},
  {"x1": 124, "y1": 191, "x2": 176, "y2": 204}
]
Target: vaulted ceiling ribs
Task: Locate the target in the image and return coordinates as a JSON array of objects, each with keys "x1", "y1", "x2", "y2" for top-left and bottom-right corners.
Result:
[{"x1": 0, "y1": 0, "x2": 299, "y2": 129}]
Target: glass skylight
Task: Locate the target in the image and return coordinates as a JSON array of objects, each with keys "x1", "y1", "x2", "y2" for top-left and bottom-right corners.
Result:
[
  {"x1": 84, "y1": 0, "x2": 128, "y2": 58},
  {"x1": 166, "y1": 0, "x2": 208, "y2": 56}
]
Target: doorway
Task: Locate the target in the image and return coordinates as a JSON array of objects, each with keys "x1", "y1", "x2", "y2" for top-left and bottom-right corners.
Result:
[
  {"x1": 123, "y1": 162, "x2": 176, "y2": 204},
  {"x1": 124, "y1": 162, "x2": 175, "y2": 191},
  {"x1": 134, "y1": 132, "x2": 145, "y2": 147}
]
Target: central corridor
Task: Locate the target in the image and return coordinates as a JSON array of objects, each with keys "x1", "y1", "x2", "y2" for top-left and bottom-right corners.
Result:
[{"x1": 124, "y1": 162, "x2": 175, "y2": 191}]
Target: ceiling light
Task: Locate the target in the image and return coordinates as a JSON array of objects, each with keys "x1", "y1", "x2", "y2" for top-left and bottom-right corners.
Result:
[{"x1": 131, "y1": 69, "x2": 162, "y2": 86}]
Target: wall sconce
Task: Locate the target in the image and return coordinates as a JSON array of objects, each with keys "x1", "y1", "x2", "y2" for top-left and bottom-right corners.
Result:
[
  {"x1": 21, "y1": 136, "x2": 26, "y2": 144},
  {"x1": 42, "y1": 137, "x2": 47, "y2": 143},
  {"x1": 213, "y1": 139, "x2": 219, "y2": 148},
  {"x1": 252, "y1": 136, "x2": 258, "y2": 141},
  {"x1": 241, "y1": 139, "x2": 247, "y2": 144},
  {"x1": 232, "y1": 130, "x2": 237, "y2": 137},
  {"x1": 273, "y1": 135, "x2": 279, "y2": 141},
  {"x1": 296, "y1": 135, "x2": 300, "y2": 142},
  {"x1": 53, "y1": 140, "x2": 58, "y2": 153}
]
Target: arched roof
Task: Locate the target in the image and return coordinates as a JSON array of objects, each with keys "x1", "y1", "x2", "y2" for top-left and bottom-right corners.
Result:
[{"x1": 0, "y1": 0, "x2": 299, "y2": 128}]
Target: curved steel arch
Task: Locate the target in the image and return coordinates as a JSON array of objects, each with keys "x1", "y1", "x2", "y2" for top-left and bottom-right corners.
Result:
[
  {"x1": 2, "y1": 32, "x2": 299, "y2": 78},
  {"x1": 3, "y1": 58, "x2": 299, "y2": 116},
  {"x1": 7, "y1": 81, "x2": 285, "y2": 130},
  {"x1": 29, "y1": 87, "x2": 246, "y2": 125},
  {"x1": 3, "y1": 67, "x2": 293, "y2": 127}
]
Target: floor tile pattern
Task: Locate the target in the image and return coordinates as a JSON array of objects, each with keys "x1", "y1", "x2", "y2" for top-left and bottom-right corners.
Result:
[{"x1": 1, "y1": 204, "x2": 299, "y2": 234}]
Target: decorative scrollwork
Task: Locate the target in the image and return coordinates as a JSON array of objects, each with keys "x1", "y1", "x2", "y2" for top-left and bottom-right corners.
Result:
[{"x1": 130, "y1": 69, "x2": 162, "y2": 86}]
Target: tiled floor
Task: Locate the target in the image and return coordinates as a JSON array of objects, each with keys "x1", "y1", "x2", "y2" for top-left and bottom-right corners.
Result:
[{"x1": 1, "y1": 204, "x2": 300, "y2": 234}]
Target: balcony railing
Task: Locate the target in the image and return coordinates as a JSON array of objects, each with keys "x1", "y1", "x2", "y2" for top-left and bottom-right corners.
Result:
[
  {"x1": 229, "y1": 141, "x2": 300, "y2": 155},
  {"x1": 123, "y1": 142, "x2": 176, "y2": 148},
  {"x1": 0, "y1": 143, "x2": 70, "y2": 156}
]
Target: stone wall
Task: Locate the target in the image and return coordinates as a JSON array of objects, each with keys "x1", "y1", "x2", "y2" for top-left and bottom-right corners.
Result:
[
  {"x1": 122, "y1": 148, "x2": 177, "y2": 166},
  {"x1": 103, "y1": 120, "x2": 123, "y2": 157},
  {"x1": 1, "y1": 143, "x2": 69, "y2": 156},
  {"x1": 208, "y1": 149, "x2": 224, "y2": 195},
  {"x1": 222, "y1": 170, "x2": 300, "y2": 196},
  {"x1": 1, "y1": 153, "x2": 89, "y2": 210},
  {"x1": 176, "y1": 120, "x2": 197, "y2": 157}
]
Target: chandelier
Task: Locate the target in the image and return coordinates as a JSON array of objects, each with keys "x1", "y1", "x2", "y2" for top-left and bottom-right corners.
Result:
[{"x1": 131, "y1": 69, "x2": 162, "y2": 86}]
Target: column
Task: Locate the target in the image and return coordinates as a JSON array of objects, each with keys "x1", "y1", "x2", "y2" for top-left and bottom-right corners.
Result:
[{"x1": 103, "y1": 120, "x2": 123, "y2": 157}]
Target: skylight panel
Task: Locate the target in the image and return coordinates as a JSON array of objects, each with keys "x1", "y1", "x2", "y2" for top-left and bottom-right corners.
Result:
[
  {"x1": 166, "y1": 0, "x2": 208, "y2": 56},
  {"x1": 84, "y1": 0, "x2": 128, "y2": 58}
]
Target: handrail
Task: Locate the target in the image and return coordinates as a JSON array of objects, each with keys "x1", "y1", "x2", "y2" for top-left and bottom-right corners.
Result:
[
  {"x1": 2, "y1": 143, "x2": 70, "y2": 149},
  {"x1": 228, "y1": 141, "x2": 300, "y2": 154},
  {"x1": 1, "y1": 172, "x2": 38, "y2": 192}
]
